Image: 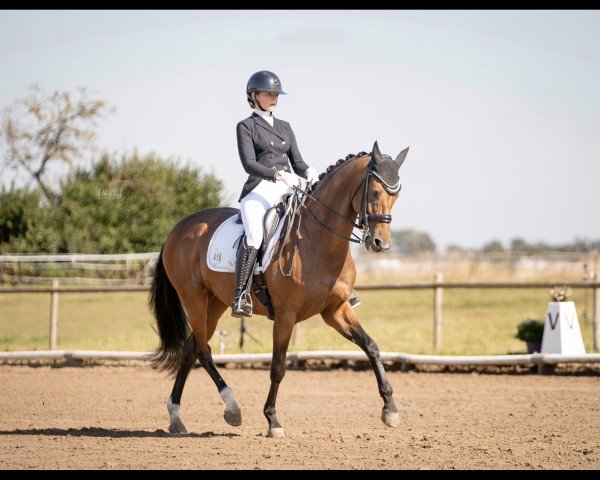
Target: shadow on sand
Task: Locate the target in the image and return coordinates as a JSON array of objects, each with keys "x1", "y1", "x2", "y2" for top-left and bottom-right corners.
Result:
[{"x1": 0, "y1": 427, "x2": 240, "y2": 439}]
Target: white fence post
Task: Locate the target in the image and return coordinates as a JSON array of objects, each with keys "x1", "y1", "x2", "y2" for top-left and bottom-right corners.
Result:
[
  {"x1": 291, "y1": 323, "x2": 301, "y2": 349},
  {"x1": 49, "y1": 278, "x2": 59, "y2": 350},
  {"x1": 594, "y1": 286, "x2": 600, "y2": 352},
  {"x1": 434, "y1": 272, "x2": 443, "y2": 351}
]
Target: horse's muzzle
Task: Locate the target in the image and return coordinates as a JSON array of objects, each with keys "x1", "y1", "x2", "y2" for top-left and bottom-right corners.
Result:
[{"x1": 365, "y1": 235, "x2": 389, "y2": 253}]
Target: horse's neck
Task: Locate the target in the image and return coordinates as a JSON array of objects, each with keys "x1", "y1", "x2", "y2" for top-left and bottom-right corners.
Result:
[{"x1": 300, "y1": 156, "x2": 369, "y2": 259}]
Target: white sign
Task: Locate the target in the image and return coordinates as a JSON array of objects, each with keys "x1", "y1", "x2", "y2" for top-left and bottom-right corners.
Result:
[{"x1": 541, "y1": 301, "x2": 586, "y2": 354}]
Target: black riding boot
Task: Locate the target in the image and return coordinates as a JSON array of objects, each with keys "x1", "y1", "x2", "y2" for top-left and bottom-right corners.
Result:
[{"x1": 231, "y1": 236, "x2": 258, "y2": 318}]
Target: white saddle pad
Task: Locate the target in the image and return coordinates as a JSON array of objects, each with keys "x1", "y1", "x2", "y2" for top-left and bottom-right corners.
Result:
[{"x1": 206, "y1": 212, "x2": 287, "y2": 274}]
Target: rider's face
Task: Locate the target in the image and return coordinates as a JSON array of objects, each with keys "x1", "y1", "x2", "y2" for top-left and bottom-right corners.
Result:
[{"x1": 254, "y1": 91, "x2": 278, "y2": 112}]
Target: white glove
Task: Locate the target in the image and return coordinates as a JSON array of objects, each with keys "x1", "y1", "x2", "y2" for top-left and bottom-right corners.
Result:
[
  {"x1": 279, "y1": 170, "x2": 303, "y2": 188},
  {"x1": 306, "y1": 166, "x2": 320, "y2": 184}
]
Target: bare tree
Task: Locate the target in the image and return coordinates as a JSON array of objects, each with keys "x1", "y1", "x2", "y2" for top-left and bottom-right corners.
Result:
[{"x1": 0, "y1": 84, "x2": 114, "y2": 202}]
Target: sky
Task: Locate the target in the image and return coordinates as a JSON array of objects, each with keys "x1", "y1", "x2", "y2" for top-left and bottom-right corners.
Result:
[{"x1": 1, "y1": 10, "x2": 599, "y2": 251}]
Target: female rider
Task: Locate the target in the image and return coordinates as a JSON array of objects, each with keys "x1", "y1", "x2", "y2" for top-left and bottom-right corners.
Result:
[{"x1": 231, "y1": 70, "x2": 320, "y2": 317}]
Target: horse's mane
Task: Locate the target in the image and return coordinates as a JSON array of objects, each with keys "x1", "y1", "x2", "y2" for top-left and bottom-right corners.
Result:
[{"x1": 306, "y1": 151, "x2": 369, "y2": 194}]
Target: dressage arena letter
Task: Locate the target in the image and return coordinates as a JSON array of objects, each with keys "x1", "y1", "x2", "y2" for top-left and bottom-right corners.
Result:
[{"x1": 540, "y1": 301, "x2": 586, "y2": 354}]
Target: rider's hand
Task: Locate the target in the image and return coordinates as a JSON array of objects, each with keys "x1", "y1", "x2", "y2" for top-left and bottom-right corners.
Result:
[
  {"x1": 279, "y1": 170, "x2": 302, "y2": 188},
  {"x1": 306, "y1": 166, "x2": 320, "y2": 184}
]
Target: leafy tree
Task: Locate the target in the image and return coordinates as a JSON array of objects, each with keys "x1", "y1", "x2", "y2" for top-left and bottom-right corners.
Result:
[
  {"x1": 0, "y1": 151, "x2": 224, "y2": 253},
  {"x1": 0, "y1": 184, "x2": 41, "y2": 247},
  {"x1": 391, "y1": 228, "x2": 436, "y2": 253},
  {"x1": 53, "y1": 151, "x2": 223, "y2": 253},
  {"x1": 0, "y1": 84, "x2": 113, "y2": 203},
  {"x1": 446, "y1": 244, "x2": 466, "y2": 253},
  {"x1": 482, "y1": 240, "x2": 504, "y2": 252}
]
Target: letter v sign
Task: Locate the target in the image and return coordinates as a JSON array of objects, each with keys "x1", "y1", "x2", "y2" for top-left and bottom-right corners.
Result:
[{"x1": 547, "y1": 312, "x2": 559, "y2": 329}]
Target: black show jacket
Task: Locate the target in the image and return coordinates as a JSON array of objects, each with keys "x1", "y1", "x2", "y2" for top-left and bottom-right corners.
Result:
[{"x1": 236, "y1": 112, "x2": 310, "y2": 202}]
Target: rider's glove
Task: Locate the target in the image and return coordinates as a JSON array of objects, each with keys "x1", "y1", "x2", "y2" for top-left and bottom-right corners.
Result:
[
  {"x1": 279, "y1": 170, "x2": 303, "y2": 188},
  {"x1": 305, "y1": 166, "x2": 320, "y2": 184}
]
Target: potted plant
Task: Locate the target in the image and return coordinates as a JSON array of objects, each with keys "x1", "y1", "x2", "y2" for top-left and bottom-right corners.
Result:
[{"x1": 515, "y1": 318, "x2": 544, "y2": 354}]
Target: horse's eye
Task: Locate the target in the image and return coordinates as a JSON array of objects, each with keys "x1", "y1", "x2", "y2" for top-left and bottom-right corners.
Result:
[{"x1": 370, "y1": 189, "x2": 380, "y2": 200}]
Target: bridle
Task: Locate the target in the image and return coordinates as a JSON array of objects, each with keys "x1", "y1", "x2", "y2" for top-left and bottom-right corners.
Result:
[
  {"x1": 275, "y1": 157, "x2": 401, "y2": 276},
  {"x1": 295, "y1": 157, "x2": 402, "y2": 245}
]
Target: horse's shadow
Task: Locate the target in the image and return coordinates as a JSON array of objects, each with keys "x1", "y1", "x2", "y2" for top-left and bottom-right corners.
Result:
[{"x1": 0, "y1": 427, "x2": 239, "y2": 438}]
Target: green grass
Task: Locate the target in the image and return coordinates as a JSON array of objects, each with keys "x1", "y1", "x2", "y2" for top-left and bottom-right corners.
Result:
[{"x1": 0, "y1": 287, "x2": 596, "y2": 355}]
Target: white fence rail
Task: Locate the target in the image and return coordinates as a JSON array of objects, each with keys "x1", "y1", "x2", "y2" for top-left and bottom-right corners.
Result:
[{"x1": 1, "y1": 349, "x2": 599, "y2": 374}]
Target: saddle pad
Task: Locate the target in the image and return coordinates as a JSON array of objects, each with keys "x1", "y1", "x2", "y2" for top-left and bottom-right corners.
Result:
[{"x1": 206, "y1": 213, "x2": 287, "y2": 274}]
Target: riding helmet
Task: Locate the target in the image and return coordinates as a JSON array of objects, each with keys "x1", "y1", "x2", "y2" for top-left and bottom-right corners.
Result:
[{"x1": 246, "y1": 71, "x2": 286, "y2": 106}]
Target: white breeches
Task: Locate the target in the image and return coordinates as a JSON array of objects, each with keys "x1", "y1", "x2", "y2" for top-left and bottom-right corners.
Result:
[{"x1": 240, "y1": 179, "x2": 293, "y2": 249}]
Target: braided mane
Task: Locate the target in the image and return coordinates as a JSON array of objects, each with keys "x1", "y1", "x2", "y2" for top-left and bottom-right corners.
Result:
[{"x1": 306, "y1": 151, "x2": 369, "y2": 194}]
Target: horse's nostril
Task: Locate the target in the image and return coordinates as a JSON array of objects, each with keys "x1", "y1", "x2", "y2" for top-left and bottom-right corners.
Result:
[{"x1": 373, "y1": 237, "x2": 390, "y2": 252}]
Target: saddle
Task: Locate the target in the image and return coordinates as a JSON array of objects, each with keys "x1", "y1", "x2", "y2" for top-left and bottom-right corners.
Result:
[
  {"x1": 235, "y1": 196, "x2": 289, "y2": 266},
  {"x1": 207, "y1": 195, "x2": 293, "y2": 320},
  {"x1": 235, "y1": 204, "x2": 287, "y2": 321}
]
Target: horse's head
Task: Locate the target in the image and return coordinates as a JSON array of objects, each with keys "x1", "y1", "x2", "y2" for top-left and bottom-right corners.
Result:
[{"x1": 352, "y1": 141, "x2": 409, "y2": 253}]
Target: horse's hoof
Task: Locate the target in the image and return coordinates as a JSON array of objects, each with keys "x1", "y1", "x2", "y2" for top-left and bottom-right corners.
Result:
[
  {"x1": 267, "y1": 427, "x2": 286, "y2": 438},
  {"x1": 381, "y1": 409, "x2": 400, "y2": 428},
  {"x1": 169, "y1": 419, "x2": 188, "y2": 434},
  {"x1": 224, "y1": 407, "x2": 242, "y2": 427}
]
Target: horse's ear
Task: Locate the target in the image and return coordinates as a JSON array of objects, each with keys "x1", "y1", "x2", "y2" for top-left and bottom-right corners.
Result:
[
  {"x1": 395, "y1": 147, "x2": 409, "y2": 169},
  {"x1": 372, "y1": 141, "x2": 383, "y2": 164}
]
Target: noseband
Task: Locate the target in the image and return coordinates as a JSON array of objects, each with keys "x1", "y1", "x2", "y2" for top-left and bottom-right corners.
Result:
[{"x1": 296, "y1": 158, "x2": 402, "y2": 245}]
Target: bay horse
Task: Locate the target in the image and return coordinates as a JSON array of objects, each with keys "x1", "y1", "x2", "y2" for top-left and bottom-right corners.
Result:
[{"x1": 149, "y1": 141, "x2": 408, "y2": 438}]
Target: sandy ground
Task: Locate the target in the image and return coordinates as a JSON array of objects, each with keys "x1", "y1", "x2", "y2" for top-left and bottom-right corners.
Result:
[{"x1": 0, "y1": 364, "x2": 598, "y2": 470}]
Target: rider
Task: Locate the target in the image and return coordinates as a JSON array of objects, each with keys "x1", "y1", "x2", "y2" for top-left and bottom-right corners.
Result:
[{"x1": 231, "y1": 70, "x2": 320, "y2": 318}]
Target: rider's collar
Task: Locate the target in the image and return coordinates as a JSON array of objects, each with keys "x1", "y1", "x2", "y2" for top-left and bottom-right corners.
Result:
[{"x1": 253, "y1": 108, "x2": 274, "y2": 119}]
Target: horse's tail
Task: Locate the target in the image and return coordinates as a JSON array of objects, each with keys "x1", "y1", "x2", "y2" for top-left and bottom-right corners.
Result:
[{"x1": 148, "y1": 246, "x2": 190, "y2": 375}]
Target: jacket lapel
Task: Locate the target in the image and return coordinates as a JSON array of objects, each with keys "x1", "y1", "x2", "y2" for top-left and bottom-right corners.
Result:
[{"x1": 252, "y1": 112, "x2": 285, "y2": 141}]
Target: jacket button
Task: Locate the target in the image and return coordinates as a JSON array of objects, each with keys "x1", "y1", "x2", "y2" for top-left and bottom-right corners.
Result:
[
  {"x1": 270, "y1": 141, "x2": 274, "y2": 146},
  {"x1": 270, "y1": 154, "x2": 274, "y2": 159},
  {"x1": 282, "y1": 141, "x2": 286, "y2": 145},
  {"x1": 282, "y1": 153, "x2": 287, "y2": 157},
  {"x1": 284, "y1": 166, "x2": 288, "y2": 170}
]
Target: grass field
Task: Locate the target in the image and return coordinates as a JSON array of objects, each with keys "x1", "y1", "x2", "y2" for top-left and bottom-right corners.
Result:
[{"x1": 0, "y1": 285, "x2": 597, "y2": 355}]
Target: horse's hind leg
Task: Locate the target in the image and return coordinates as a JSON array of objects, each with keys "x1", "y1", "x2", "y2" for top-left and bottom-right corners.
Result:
[
  {"x1": 177, "y1": 290, "x2": 242, "y2": 428},
  {"x1": 202, "y1": 294, "x2": 242, "y2": 427},
  {"x1": 167, "y1": 334, "x2": 198, "y2": 434}
]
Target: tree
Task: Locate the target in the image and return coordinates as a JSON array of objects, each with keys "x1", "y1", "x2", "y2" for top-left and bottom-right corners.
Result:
[
  {"x1": 509, "y1": 237, "x2": 530, "y2": 252},
  {"x1": 482, "y1": 240, "x2": 504, "y2": 252},
  {"x1": 52, "y1": 151, "x2": 224, "y2": 253},
  {"x1": 391, "y1": 228, "x2": 436, "y2": 253},
  {"x1": 0, "y1": 184, "x2": 41, "y2": 248},
  {"x1": 446, "y1": 243, "x2": 466, "y2": 253},
  {"x1": 0, "y1": 84, "x2": 113, "y2": 203}
]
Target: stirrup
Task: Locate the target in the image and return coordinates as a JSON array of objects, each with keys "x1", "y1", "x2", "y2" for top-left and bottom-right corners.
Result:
[
  {"x1": 349, "y1": 289, "x2": 361, "y2": 309},
  {"x1": 231, "y1": 292, "x2": 253, "y2": 318}
]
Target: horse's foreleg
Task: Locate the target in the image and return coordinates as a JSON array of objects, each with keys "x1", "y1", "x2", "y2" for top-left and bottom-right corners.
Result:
[
  {"x1": 321, "y1": 302, "x2": 399, "y2": 428},
  {"x1": 263, "y1": 312, "x2": 296, "y2": 438}
]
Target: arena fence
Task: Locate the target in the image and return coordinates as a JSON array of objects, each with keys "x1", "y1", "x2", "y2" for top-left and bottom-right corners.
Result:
[{"x1": 1, "y1": 278, "x2": 599, "y2": 351}]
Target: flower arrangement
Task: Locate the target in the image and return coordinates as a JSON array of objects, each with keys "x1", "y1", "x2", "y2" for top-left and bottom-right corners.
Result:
[{"x1": 550, "y1": 286, "x2": 572, "y2": 302}]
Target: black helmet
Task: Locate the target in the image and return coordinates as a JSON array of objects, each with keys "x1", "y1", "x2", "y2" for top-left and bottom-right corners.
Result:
[
  {"x1": 246, "y1": 70, "x2": 287, "y2": 96},
  {"x1": 246, "y1": 71, "x2": 286, "y2": 108}
]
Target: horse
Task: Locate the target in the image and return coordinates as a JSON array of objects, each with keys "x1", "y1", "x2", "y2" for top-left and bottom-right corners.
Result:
[{"x1": 149, "y1": 140, "x2": 409, "y2": 438}]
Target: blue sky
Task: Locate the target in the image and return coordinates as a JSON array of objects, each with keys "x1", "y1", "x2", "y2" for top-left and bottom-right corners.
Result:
[{"x1": 1, "y1": 10, "x2": 599, "y2": 250}]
